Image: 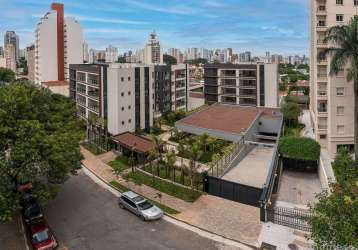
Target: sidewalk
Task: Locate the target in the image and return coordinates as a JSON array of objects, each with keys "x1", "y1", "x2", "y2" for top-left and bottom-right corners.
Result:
[
  {"x1": 0, "y1": 215, "x2": 28, "y2": 250},
  {"x1": 81, "y1": 146, "x2": 262, "y2": 247}
]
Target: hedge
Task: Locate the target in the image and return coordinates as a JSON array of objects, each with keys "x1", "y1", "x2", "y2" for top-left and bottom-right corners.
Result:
[{"x1": 278, "y1": 137, "x2": 320, "y2": 161}]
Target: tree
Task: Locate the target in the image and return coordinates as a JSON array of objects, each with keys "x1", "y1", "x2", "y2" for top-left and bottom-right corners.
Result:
[
  {"x1": 199, "y1": 133, "x2": 209, "y2": 153},
  {"x1": 151, "y1": 135, "x2": 165, "y2": 164},
  {"x1": 163, "y1": 54, "x2": 177, "y2": 65},
  {"x1": 165, "y1": 150, "x2": 177, "y2": 180},
  {"x1": 310, "y1": 150, "x2": 358, "y2": 247},
  {"x1": 0, "y1": 83, "x2": 83, "y2": 222},
  {"x1": 117, "y1": 56, "x2": 126, "y2": 63},
  {"x1": 281, "y1": 101, "x2": 302, "y2": 127},
  {"x1": 323, "y1": 16, "x2": 358, "y2": 159},
  {"x1": 0, "y1": 67, "x2": 16, "y2": 83},
  {"x1": 185, "y1": 142, "x2": 203, "y2": 187}
]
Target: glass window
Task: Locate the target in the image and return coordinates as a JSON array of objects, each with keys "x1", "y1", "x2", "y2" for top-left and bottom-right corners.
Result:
[
  {"x1": 336, "y1": 0, "x2": 343, "y2": 4},
  {"x1": 319, "y1": 134, "x2": 327, "y2": 139},
  {"x1": 337, "y1": 125, "x2": 345, "y2": 134},
  {"x1": 336, "y1": 87, "x2": 345, "y2": 96},
  {"x1": 121, "y1": 77, "x2": 124, "y2": 82},
  {"x1": 337, "y1": 106, "x2": 344, "y2": 115},
  {"x1": 336, "y1": 14, "x2": 344, "y2": 22}
]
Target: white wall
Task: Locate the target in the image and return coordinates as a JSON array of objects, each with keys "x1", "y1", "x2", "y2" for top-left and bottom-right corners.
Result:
[
  {"x1": 264, "y1": 63, "x2": 279, "y2": 108},
  {"x1": 65, "y1": 17, "x2": 84, "y2": 79}
]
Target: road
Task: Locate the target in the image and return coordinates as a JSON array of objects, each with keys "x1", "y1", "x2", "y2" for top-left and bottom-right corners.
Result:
[{"x1": 44, "y1": 171, "x2": 226, "y2": 250}]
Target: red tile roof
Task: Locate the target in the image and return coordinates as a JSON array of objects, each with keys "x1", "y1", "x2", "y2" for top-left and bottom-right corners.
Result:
[
  {"x1": 177, "y1": 104, "x2": 281, "y2": 135},
  {"x1": 42, "y1": 80, "x2": 69, "y2": 87},
  {"x1": 111, "y1": 132, "x2": 155, "y2": 154}
]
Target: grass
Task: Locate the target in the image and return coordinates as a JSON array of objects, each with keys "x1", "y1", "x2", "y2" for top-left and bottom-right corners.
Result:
[
  {"x1": 109, "y1": 180, "x2": 179, "y2": 214},
  {"x1": 123, "y1": 170, "x2": 202, "y2": 203},
  {"x1": 108, "y1": 156, "x2": 131, "y2": 174},
  {"x1": 81, "y1": 142, "x2": 106, "y2": 155}
]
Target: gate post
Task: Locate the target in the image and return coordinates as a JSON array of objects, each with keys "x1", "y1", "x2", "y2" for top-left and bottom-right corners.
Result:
[
  {"x1": 260, "y1": 202, "x2": 267, "y2": 222},
  {"x1": 203, "y1": 171, "x2": 208, "y2": 192}
]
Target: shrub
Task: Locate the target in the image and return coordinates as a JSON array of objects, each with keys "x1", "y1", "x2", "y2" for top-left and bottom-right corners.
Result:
[
  {"x1": 281, "y1": 101, "x2": 302, "y2": 127},
  {"x1": 278, "y1": 137, "x2": 320, "y2": 161}
]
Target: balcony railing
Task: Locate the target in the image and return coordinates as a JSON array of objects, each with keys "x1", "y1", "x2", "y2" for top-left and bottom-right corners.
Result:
[
  {"x1": 318, "y1": 90, "x2": 327, "y2": 96},
  {"x1": 318, "y1": 108, "x2": 327, "y2": 113},
  {"x1": 318, "y1": 124, "x2": 328, "y2": 129}
]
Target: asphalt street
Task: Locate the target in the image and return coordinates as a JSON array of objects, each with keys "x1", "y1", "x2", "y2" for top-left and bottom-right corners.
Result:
[{"x1": 44, "y1": 171, "x2": 224, "y2": 250}]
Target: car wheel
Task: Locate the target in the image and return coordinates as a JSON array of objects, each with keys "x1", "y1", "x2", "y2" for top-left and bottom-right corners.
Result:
[
  {"x1": 140, "y1": 215, "x2": 146, "y2": 221},
  {"x1": 119, "y1": 203, "x2": 125, "y2": 209}
]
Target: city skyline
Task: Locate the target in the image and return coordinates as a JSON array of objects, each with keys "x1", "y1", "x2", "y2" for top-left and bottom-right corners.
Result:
[{"x1": 0, "y1": 0, "x2": 309, "y2": 55}]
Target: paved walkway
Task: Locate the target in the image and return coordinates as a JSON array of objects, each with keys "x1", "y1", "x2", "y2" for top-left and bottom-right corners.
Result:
[
  {"x1": 0, "y1": 215, "x2": 28, "y2": 250},
  {"x1": 81, "y1": 146, "x2": 262, "y2": 247},
  {"x1": 299, "y1": 110, "x2": 315, "y2": 139}
]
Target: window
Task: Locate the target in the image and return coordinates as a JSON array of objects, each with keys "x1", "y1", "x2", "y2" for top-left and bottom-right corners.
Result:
[
  {"x1": 336, "y1": 87, "x2": 345, "y2": 96},
  {"x1": 128, "y1": 91, "x2": 131, "y2": 95},
  {"x1": 121, "y1": 92, "x2": 124, "y2": 97},
  {"x1": 355, "y1": 0, "x2": 358, "y2": 6},
  {"x1": 121, "y1": 77, "x2": 124, "y2": 82},
  {"x1": 128, "y1": 119, "x2": 131, "y2": 123},
  {"x1": 122, "y1": 121, "x2": 125, "y2": 125},
  {"x1": 337, "y1": 106, "x2": 344, "y2": 115},
  {"x1": 121, "y1": 107, "x2": 124, "y2": 111},
  {"x1": 320, "y1": 134, "x2": 327, "y2": 139},
  {"x1": 336, "y1": 14, "x2": 344, "y2": 22},
  {"x1": 128, "y1": 76, "x2": 131, "y2": 81},
  {"x1": 336, "y1": 0, "x2": 343, "y2": 4},
  {"x1": 337, "y1": 125, "x2": 345, "y2": 134}
]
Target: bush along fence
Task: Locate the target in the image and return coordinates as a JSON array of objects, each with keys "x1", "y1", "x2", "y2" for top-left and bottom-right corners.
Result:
[
  {"x1": 139, "y1": 161, "x2": 204, "y2": 191},
  {"x1": 208, "y1": 142, "x2": 243, "y2": 178}
]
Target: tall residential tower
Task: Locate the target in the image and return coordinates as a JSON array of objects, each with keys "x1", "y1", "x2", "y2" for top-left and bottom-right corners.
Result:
[{"x1": 310, "y1": 0, "x2": 357, "y2": 158}]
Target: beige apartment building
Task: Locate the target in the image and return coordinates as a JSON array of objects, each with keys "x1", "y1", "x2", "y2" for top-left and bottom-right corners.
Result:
[{"x1": 310, "y1": 0, "x2": 357, "y2": 158}]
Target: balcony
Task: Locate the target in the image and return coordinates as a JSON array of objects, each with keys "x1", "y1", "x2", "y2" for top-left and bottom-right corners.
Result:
[
  {"x1": 316, "y1": 21, "x2": 327, "y2": 31},
  {"x1": 317, "y1": 73, "x2": 327, "y2": 82},
  {"x1": 317, "y1": 40, "x2": 328, "y2": 48},
  {"x1": 316, "y1": 6, "x2": 327, "y2": 16}
]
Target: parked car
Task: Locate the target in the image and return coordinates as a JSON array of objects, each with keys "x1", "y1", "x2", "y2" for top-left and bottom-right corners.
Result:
[
  {"x1": 21, "y1": 193, "x2": 44, "y2": 224},
  {"x1": 118, "y1": 191, "x2": 163, "y2": 221},
  {"x1": 29, "y1": 221, "x2": 58, "y2": 250}
]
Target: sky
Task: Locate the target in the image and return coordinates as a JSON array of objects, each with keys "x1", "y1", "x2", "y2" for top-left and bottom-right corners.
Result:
[{"x1": 0, "y1": 0, "x2": 309, "y2": 56}]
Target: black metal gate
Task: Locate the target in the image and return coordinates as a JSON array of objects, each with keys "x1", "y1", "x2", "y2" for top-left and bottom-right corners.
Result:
[
  {"x1": 203, "y1": 174, "x2": 262, "y2": 207},
  {"x1": 267, "y1": 206, "x2": 312, "y2": 231}
]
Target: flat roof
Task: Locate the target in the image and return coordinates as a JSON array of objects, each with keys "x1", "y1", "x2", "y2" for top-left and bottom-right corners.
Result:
[
  {"x1": 176, "y1": 104, "x2": 260, "y2": 135},
  {"x1": 111, "y1": 132, "x2": 155, "y2": 154},
  {"x1": 222, "y1": 145, "x2": 274, "y2": 188}
]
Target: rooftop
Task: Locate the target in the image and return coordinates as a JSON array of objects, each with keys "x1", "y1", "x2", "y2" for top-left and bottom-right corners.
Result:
[
  {"x1": 111, "y1": 132, "x2": 155, "y2": 154},
  {"x1": 42, "y1": 80, "x2": 68, "y2": 87}
]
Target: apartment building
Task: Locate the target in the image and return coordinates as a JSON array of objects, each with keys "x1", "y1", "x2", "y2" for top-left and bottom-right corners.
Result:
[
  {"x1": 4, "y1": 31, "x2": 19, "y2": 61},
  {"x1": 204, "y1": 63, "x2": 278, "y2": 108},
  {"x1": 136, "y1": 32, "x2": 163, "y2": 64},
  {"x1": 5, "y1": 44, "x2": 16, "y2": 72},
  {"x1": 171, "y1": 64, "x2": 189, "y2": 112},
  {"x1": 26, "y1": 45, "x2": 35, "y2": 82},
  {"x1": 69, "y1": 64, "x2": 108, "y2": 122},
  {"x1": 35, "y1": 3, "x2": 83, "y2": 85},
  {"x1": 105, "y1": 45, "x2": 118, "y2": 63},
  {"x1": 310, "y1": 0, "x2": 357, "y2": 157}
]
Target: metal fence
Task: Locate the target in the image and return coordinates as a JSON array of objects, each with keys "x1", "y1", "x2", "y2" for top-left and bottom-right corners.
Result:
[
  {"x1": 203, "y1": 174, "x2": 263, "y2": 207},
  {"x1": 267, "y1": 206, "x2": 312, "y2": 232}
]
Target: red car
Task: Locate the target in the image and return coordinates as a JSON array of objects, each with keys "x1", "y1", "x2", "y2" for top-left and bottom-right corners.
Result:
[{"x1": 29, "y1": 221, "x2": 58, "y2": 250}]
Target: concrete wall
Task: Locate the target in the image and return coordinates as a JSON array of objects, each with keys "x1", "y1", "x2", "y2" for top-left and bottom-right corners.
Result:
[{"x1": 264, "y1": 63, "x2": 279, "y2": 108}]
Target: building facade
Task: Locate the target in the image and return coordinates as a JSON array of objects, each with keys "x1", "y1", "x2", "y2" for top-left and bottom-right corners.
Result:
[
  {"x1": 310, "y1": 0, "x2": 357, "y2": 157},
  {"x1": 5, "y1": 44, "x2": 16, "y2": 72},
  {"x1": 137, "y1": 32, "x2": 163, "y2": 64},
  {"x1": 4, "y1": 31, "x2": 19, "y2": 61},
  {"x1": 171, "y1": 64, "x2": 189, "y2": 112},
  {"x1": 26, "y1": 45, "x2": 35, "y2": 82},
  {"x1": 105, "y1": 45, "x2": 118, "y2": 63},
  {"x1": 204, "y1": 63, "x2": 278, "y2": 108},
  {"x1": 35, "y1": 3, "x2": 83, "y2": 85}
]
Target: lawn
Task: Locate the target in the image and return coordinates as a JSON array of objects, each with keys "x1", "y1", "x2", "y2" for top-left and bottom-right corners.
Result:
[
  {"x1": 123, "y1": 170, "x2": 202, "y2": 202},
  {"x1": 109, "y1": 181, "x2": 179, "y2": 214},
  {"x1": 108, "y1": 156, "x2": 132, "y2": 174},
  {"x1": 81, "y1": 142, "x2": 106, "y2": 155}
]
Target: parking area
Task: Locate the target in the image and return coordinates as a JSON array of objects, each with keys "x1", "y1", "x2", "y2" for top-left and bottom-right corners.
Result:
[
  {"x1": 275, "y1": 170, "x2": 322, "y2": 207},
  {"x1": 0, "y1": 215, "x2": 28, "y2": 250},
  {"x1": 222, "y1": 145, "x2": 274, "y2": 188}
]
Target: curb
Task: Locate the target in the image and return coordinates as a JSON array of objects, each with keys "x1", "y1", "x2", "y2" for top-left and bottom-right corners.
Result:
[{"x1": 82, "y1": 164, "x2": 258, "y2": 250}]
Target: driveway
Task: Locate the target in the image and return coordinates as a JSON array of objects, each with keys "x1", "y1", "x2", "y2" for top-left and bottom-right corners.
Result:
[{"x1": 44, "y1": 171, "x2": 228, "y2": 250}]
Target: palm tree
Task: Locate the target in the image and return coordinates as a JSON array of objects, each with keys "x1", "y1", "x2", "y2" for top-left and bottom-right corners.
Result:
[
  {"x1": 199, "y1": 133, "x2": 209, "y2": 153},
  {"x1": 186, "y1": 142, "x2": 203, "y2": 188},
  {"x1": 151, "y1": 135, "x2": 165, "y2": 163},
  {"x1": 323, "y1": 17, "x2": 358, "y2": 159},
  {"x1": 165, "y1": 150, "x2": 177, "y2": 180}
]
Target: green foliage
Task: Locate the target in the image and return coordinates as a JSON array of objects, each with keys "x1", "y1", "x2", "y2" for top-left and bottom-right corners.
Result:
[
  {"x1": 278, "y1": 137, "x2": 320, "y2": 161},
  {"x1": 0, "y1": 83, "x2": 83, "y2": 221},
  {"x1": 124, "y1": 171, "x2": 202, "y2": 202},
  {"x1": 81, "y1": 142, "x2": 106, "y2": 155},
  {"x1": 162, "y1": 110, "x2": 187, "y2": 126},
  {"x1": 163, "y1": 54, "x2": 177, "y2": 65},
  {"x1": 0, "y1": 67, "x2": 16, "y2": 83},
  {"x1": 150, "y1": 122, "x2": 162, "y2": 135},
  {"x1": 281, "y1": 101, "x2": 302, "y2": 127},
  {"x1": 109, "y1": 181, "x2": 130, "y2": 192},
  {"x1": 117, "y1": 56, "x2": 126, "y2": 63},
  {"x1": 310, "y1": 151, "x2": 358, "y2": 247},
  {"x1": 18, "y1": 57, "x2": 28, "y2": 75},
  {"x1": 184, "y1": 58, "x2": 208, "y2": 65},
  {"x1": 108, "y1": 156, "x2": 131, "y2": 175}
]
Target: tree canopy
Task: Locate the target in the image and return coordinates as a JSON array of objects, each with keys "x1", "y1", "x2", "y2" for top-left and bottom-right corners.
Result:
[
  {"x1": 0, "y1": 82, "x2": 83, "y2": 221},
  {"x1": 163, "y1": 54, "x2": 177, "y2": 65},
  {"x1": 310, "y1": 150, "x2": 358, "y2": 248},
  {"x1": 281, "y1": 101, "x2": 302, "y2": 127},
  {"x1": 0, "y1": 67, "x2": 16, "y2": 83}
]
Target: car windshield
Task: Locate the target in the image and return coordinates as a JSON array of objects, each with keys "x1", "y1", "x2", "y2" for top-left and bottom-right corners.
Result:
[
  {"x1": 25, "y1": 205, "x2": 40, "y2": 217},
  {"x1": 32, "y1": 229, "x2": 49, "y2": 244},
  {"x1": 137, "y1": 201, "x2": 153, "y2": 210}
]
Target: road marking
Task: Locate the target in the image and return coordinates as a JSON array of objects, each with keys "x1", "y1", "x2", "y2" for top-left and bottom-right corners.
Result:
[{"x1": 82, "y1": 167, "x2": 254, "y2": 250}]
